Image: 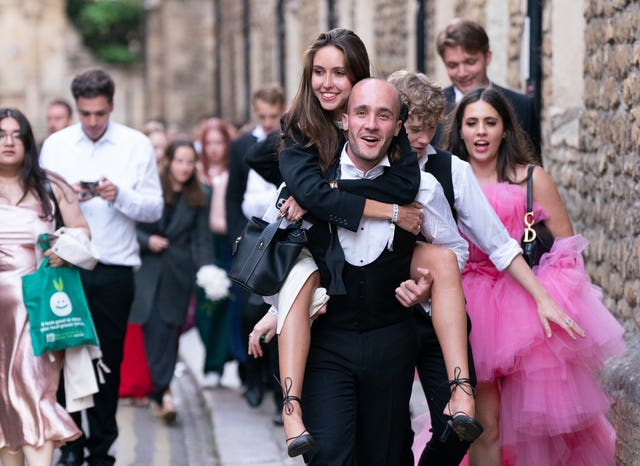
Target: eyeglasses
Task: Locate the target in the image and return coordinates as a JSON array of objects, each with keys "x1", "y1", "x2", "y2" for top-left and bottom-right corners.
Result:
[{"x1": 0, "y1": 131, "x2": 23, "y2": 144}]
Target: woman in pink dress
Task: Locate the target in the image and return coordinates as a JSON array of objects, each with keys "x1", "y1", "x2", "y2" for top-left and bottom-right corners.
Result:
[
  {"x1": 445, "y1": 88, "x2": 626, "y2": 466},
  {"x1": 0, "y1": 108, "x2": 88, "y2": 465}
]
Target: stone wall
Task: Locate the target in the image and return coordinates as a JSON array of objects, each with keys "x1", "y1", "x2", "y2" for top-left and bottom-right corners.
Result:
[
  {"x1": 0, "y1": 0, "x2": 147, "y2": 139},
  {"x1": 144, "y1": 0, "x2": 215, "y2": 132},
  {"x1": 579, "y1": 1, "x2": 640, "y2": 461},
  {"x1": 371, "y1": 1, "x2": 409, "y2": 77}
]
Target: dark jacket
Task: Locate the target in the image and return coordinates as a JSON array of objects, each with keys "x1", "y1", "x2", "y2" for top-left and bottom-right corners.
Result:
[
  {"x1": 130, "y1": 192, "x2": 213, "y2": 326},
  {"x1": 277, "y1": 124, "x2": 421, "y2": 294},
  {"x1": 225, "y1": 132, "x2": 258, "y2": 244}
]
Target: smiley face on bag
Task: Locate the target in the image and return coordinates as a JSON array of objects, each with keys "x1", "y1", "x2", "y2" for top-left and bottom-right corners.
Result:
[
  {"x1": 49, "y1": 277, "x2": 73, "y2": 317},
  {"x1": 50, "y1": 291, "x2": 73, "y2": 316}
]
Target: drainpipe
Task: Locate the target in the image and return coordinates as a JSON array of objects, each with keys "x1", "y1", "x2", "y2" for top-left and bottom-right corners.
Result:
[
  {"x1": 526, "y1": 0, "x2": 542, "y2": 116},
  {"x1": 416, "y1": 0, "x2": 426, "y2": 73},
  {"x1": 327, "y1": 0, "x2": 335, "y2": 30},
  {"x1": 277, "y1": 0, "x2": 286, "y2": 93},
  {"x1": 213, "y1": 0, "x2": 221, "y2": 116},
  {"x1": 243, "y1": 0, "x2": 251, "y2": 122}
]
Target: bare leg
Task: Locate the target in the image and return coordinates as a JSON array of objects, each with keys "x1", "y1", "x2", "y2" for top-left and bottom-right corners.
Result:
[
  {"x1": 23, "y1": 441, "x2": 54, "y2": 466},
  {"x1": 0, "y1": 448, "x2": 25, "y2": 466},
  {"x1": 468, "y1": 382, "x2": 501, "y2": 466},
  {"x1": 278, "y1": 271, "x2": 320, "y2": 455},
  {"x1": 411, "y1": 243, "x2": 475, "y2": 420}
]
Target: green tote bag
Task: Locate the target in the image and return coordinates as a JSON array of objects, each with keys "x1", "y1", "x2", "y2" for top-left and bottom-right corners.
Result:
[{"x1": 21, "y1": 235, "x2": 99, "y2": 355}]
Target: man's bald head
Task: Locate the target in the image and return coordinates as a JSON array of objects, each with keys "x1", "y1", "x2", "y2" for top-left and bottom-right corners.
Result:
[
  {"x1": 341, "y1": 78, "x2": 404, "y2": 171},
  {"x1": 346, "y1": 78, "x2": 402, "y2": 119}
]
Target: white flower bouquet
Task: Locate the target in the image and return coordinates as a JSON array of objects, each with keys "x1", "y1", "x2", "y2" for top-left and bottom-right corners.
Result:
[{"x1": 196, "y1": 265, "x2": 232, "y2": 302}]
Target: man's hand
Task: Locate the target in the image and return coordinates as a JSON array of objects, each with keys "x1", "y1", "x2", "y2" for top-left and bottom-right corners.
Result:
[
  {"x1": 73, "y1": 181, "x2": 94, "y2": 202},
  {"x1": 395, "y1": 267, "x2": 433, "y2": 307},
  {"x1": 95, "y1": 176, "x2": 119, "y2": 202}
]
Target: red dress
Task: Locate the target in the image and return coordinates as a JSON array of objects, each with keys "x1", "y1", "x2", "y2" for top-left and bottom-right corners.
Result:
[{"x1": 118, "y1": 323, "x2": 152, "y2": 398}]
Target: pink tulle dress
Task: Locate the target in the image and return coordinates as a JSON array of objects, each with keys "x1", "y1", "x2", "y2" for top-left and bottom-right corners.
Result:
[{"x1": 461, "y1": 183, "x2": 626, "y2": 466}]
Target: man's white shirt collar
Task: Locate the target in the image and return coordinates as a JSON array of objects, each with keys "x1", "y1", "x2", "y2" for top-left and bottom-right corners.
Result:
[
  {"x1": 418, "y1": 145, "x2": 437, "y2": 169},
  {"x1": 453, "y1": 81, "x2": 494, "y2": 103},
  {"x1": 251, "y1": 125, "x2": 267, "y2": 142},
  {"x1": 339, "y1": 143, "x2": 391, "y2": 180}
]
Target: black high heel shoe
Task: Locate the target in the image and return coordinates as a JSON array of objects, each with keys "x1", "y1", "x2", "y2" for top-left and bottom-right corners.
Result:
[
  {"x1": 278, "y1": 376, "x2": 317, "y2": 458},
  {"x1": 444, "y1": 367, "x2": 484, "y2": 443}
]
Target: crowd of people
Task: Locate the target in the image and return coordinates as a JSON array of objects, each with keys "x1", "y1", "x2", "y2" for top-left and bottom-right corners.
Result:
[{"x1": 0, "y1": 16, "x2": 626, "y2": 466}]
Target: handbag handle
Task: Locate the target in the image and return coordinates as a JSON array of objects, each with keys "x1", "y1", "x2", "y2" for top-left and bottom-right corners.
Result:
[
  {"x1": 526, "y1": 164, "x2": 535, "y2": 212},
  {"x1": 255, "y1": 216, "x2": 285, "y2": 251},
  {"x1": 523, "y1": 164, "x2": 537, "y2": 243}
]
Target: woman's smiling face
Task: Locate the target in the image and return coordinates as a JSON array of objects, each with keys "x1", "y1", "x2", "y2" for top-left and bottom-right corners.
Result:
[{"x1": 311, "y1": 45, "x2": 353, "y2": 117}]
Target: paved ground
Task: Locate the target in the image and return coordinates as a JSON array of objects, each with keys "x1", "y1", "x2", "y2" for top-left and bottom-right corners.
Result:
[
  {"x1": 52, "y1": 355, "x2": 217, "y2": 466},
  {"x1": 51, "y1": 328, "x2": 431, "y2": 465},
  {"x1": 179, "y1": 328, "x2": 431, "y2": 466},
  {"x1": 179, "y1": 328, "x2": 303, "y2": 466}
]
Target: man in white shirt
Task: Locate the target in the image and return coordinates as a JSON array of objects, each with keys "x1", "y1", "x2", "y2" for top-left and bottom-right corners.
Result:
[
  {"x1": 301, "y1": 78, "x2": 471, "y2": 466},
  {"x1": 40, "y1": 68, "x2": 163, "y2": 466}
]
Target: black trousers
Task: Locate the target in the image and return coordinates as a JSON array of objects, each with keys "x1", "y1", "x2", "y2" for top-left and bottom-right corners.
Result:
[
  {"x1": 303, "y1": 320, "x2": 418, "y2": 466},
  {"x1": 413, "y1": 311, "x2": 477, "y2": 466},
  {"x1": 240, "y1": 290, "x2": 281, "y2": 408},
  {"x1": 143, "y1": 316, "x2": 180, "y2": 404},
  {"x1": 57, "y1": 264, "x2": 134, "y2": 465}
]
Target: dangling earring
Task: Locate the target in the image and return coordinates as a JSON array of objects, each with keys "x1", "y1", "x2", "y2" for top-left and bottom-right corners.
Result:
[{"x1": 502, "y1": 132, "x2": 507, "y2": 139}]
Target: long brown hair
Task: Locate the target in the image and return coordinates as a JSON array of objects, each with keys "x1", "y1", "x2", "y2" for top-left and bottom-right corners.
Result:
[
  {"x1": 160, "y1": 140, "x2": 207, "y2": 208},
  {"x1": 444, "y1": 88, "x2": 535, "y2": 183},
  {"x1": 283, "y1": 28, "x2": 371, "y2": 173}
]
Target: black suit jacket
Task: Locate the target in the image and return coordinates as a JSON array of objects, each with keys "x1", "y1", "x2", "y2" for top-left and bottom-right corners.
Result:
[
  {"x1": 244, "y1": 130, "x2": 283, "y2": 187},
  {"x1": 278, "y1": 125, "x2": 420, "y2": 294},
  {"x1": 437, "y1": 84, "x2": 541, "y2": 163},
  {"x1": 225, "y1": 132, "x2": 258, "y2": 243},
  {"x1": 131, "y1": 195, "x2": 213, "y2": 326}
]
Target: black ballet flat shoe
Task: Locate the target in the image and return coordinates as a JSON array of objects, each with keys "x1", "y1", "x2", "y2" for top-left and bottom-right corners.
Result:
[
  {"x1": 449, "y1": 414, "x2": 484, "y2": 442},
  {"x1": 287, "y1": 430, "x2": 317, "y2": 458}
]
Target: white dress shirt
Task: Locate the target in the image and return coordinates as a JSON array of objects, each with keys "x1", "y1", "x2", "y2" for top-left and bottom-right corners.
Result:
[
  {"x1": 337, "y1": 144, "x2": 468, "y2": 270},
  {"x1": 420, "y1": 145, "x2": 522, "y2": 271},
  {"x1": 40, "y1": 121, "x2": 163, "y2": 268},
  {"x1": 241, "y1": 125, "x2": 279, "y2": 219},
  {"x1": 242, "y1": 170, "x2": 278, "y2": 219}
]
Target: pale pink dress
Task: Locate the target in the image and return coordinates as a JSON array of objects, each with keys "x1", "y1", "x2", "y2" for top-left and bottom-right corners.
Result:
[{"x1": 0, "y1": 204, "x2": 80, "y2": 452}]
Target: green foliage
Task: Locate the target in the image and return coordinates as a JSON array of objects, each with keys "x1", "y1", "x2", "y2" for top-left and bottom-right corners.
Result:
[{"x1": 66, "y1": 0, "x2": 143, "y2": 65}]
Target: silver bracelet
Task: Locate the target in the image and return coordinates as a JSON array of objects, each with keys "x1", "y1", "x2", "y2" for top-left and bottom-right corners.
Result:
[
  {"x1": 391, "y1": 203, "x2": 399, "y2": 224},
  {"x1": 268, "y1": 307, "x2": 278, "y2": 316}
]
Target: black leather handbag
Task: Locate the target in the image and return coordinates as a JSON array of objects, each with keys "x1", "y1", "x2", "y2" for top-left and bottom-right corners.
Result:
[
  {"x1": 229, "y1": 216, "x2": 307, "y2": 296},
  {"x1": 521, "y1": 165, "x2": 554, "y2": 267}
]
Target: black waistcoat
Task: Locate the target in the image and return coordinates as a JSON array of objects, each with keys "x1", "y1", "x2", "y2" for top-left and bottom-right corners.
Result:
[{"x1": 313, "y1": 225, "x2": 416, "y2": 331}]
